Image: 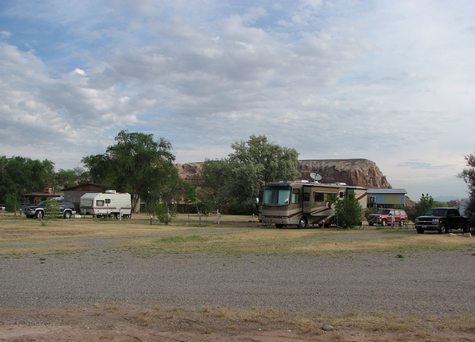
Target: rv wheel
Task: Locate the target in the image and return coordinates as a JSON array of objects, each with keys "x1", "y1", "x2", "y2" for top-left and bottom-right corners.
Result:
[{"x1": 298, "y1": 217, "x2": 308, "y2": 228}]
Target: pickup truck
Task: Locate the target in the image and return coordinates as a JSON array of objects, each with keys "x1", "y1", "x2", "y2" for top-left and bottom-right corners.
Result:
[
  {"x1": 415, "y1": 207, "x2": 469, "y2": 234},
  {"x1": 22, "y1": 198, "x2": 76, "y2": 219}
]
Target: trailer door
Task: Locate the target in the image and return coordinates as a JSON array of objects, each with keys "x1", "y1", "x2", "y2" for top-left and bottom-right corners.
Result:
[{"x1": 302, "y1": 185, "x2": 312, "y2": 214}]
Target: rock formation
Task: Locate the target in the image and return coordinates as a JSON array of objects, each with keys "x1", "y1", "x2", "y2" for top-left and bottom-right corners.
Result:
[
  {"x1": 176, "y1": 158, "x2": 391, "y2": 189},
  {"x1": 298, "y1": 159, "x2": 391, "y2": 188}
]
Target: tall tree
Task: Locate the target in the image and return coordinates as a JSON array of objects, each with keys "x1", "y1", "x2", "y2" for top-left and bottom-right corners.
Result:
[
  {"x1": 54, "y1": 167, "x2": 88, "y2": 190},
  {"x1": 82, "y1": 130, "x2": 178, "y2": 212},
  {"x1": 459, "y1": 153, "x2": 475, "y2": 226},
  {"x1": 201, "y1": 135, "x2": 299, "y2": 214},
  {"x1": 0, "y1": 156, "x2": 55, "y2": 211},
  {"x1": 407, "y1": 193, "x2": 434, "y2": 221}
]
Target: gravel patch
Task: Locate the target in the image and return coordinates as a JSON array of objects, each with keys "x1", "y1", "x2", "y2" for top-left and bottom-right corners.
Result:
[{"x1": 1, "y1": 250, "x2": 474, "y2": 316}]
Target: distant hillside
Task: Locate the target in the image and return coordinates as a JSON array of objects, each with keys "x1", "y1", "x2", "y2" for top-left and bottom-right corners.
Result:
[{"x1": 177, "y1": 158, "x2": 391, "y2": 189}]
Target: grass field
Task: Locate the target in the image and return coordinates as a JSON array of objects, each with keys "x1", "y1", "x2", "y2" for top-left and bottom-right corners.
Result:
[
  {"x1": 1, "y1": 213, "x2": 474, "y2": 257},
  {"x1": 1, "y1": 213, "x2": 474, "y2": 340}
]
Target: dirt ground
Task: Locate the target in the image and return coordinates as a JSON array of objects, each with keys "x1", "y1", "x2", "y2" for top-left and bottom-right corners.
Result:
[
  {"x1": 1, "y1": 305, "x2": 474, "y2": 342},
  {"x1": 1, "y1": 216, "x2": 474, "y2": 341}
]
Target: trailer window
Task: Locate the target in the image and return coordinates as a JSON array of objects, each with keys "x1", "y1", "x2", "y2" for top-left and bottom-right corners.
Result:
[
  {"x1": 314, "y1": 192, "x2": 325, "y2": 202},
  {"x1": 263, "y1": 187, "x2": 291, "y2": 205},
  {"x1": 291, "y1": 189, "x2": 300, "y2": 204},
  {"x1": 96, "y1": 200, "x2": 104, "y2": 206},
  {"x1": 105, "y1": 199, "x2": 111, "y2": 204}
]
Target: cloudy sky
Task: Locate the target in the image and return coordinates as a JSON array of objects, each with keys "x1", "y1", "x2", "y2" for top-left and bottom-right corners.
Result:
[{"x1": 1, "y1": 0, "x2": 474, "y2": 200}]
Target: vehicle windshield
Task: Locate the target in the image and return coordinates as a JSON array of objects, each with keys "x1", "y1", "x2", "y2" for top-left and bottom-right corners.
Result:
[
  {"x1": 263, "y1": 186, "x2": 291, "y2": 206},
  {"x1": 425, "y1": 208, "x2": 448, "y2": 216},
  {"x1": 380, "y1": 209, "x2": 391, "y2": 215}
]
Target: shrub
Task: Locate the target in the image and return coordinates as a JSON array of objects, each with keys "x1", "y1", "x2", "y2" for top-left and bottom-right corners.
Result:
[
  {"x1": 335, "y1": 193, "x2": 362, "y2": 228},
  {"x1": 44, "y1": 198, "x2": 60, "y2": 219}
]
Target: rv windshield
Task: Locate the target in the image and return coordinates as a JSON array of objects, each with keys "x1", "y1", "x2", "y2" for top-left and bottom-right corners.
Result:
[{"x1": 263, "y1": 186, "x2": 291, "y2": 206}]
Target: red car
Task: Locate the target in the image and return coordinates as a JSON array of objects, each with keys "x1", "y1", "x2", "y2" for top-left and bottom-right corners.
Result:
[{"x1": 367, "y1": 209, "x2": 408, "y2": 226}]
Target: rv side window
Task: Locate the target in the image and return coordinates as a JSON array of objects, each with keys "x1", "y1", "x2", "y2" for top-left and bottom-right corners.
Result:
[
  {"x1": 105, "y1": 199, "x2": 111, "y2": 204},
  {"x1": 314, "y1": 192, "x2": 325, "y2": 202},
  {"x1": 96, "y1": 200, "x2": 104, "y2": 206},
  {"x1": 339, "y1": 191, "x2": 344, "y2": 199},
  {"x1": 263, "y1": 187, "x2": 291, "y2": 205},
  {"x1": 291, "y1": 189, "x2": 300, "y2": 204}
]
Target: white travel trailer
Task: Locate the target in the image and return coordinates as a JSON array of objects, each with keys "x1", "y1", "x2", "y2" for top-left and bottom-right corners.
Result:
[
  {"x1": 80, "y1": 190, "x2": 132, "y2": 218},
  {"x1": 260, "y1": 181, "x2": 367, "y2": 228}
]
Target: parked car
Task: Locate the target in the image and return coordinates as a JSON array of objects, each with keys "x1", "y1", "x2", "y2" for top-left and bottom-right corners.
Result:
[
  {"x1": 23, "y1": 198, "x2": 76, "y2": 219},
  {"x1": 415, "y1": 207, "x2": 469, "y2": 234},
  {"x1": 367, "y1": 208, "x2": 408, "y2": 226}
]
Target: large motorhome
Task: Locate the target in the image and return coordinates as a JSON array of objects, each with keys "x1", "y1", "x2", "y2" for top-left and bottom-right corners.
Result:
[
  {"x1": 80, "y1": 190, "x2": 132, "y2": 218},
  {"x1": 260, "y1": 181, "x2": 367, "y2": 228}
]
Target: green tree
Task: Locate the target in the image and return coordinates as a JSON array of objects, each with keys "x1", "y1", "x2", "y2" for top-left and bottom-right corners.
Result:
[
  {"x1": 54, "y1": 167, "x2": 88, "y2": 190},
  {"x1": 201, "y1": 135, "x2": 299, "y2": 214},
  {"x1": 335, "y1": 193, "x2": 362, "y2": 228},
  {"x1": 0, "y1": 156, "x2": 55, "y2": 213},
  {"x1": 459, "y1": 153, "x2": 475, "y2": 226},
  {"x1": 200, "y1": 159, "x2": 232, "y2": 211},
  {"x1": 82, "y1": 130, "x2": 178, "y2": 213},
  {"x1": 408, "y1": 193, "x2": 434, "y2": 220}
]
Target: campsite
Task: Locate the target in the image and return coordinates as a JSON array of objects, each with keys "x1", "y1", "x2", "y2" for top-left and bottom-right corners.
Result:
[{"x1": 1, "y1": 213, "x2": 474, "y2": 341}]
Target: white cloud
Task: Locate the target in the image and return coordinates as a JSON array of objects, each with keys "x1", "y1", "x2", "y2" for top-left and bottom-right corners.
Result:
[{"x1": 0, "y1": 0, "x2": 474, "y2": 198}]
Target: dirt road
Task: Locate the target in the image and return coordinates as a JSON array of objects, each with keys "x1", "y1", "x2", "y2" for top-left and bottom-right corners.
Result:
[{"x1": 1, "y1": 250, "x2": 475, "y2": 341}]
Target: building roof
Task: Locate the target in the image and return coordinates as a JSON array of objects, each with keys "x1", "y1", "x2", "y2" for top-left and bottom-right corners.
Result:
[
  {"x1": 368, "y1": 189, "x2": 407, "y2": 195},
  {"x1": 368, "y1": 188, "x2": 407, "y2": 194}
]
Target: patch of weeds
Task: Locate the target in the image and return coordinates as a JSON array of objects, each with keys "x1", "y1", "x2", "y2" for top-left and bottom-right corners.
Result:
[
  {"x1": 188, "y1": 223, "x2": 210, "y2": 227},
  {"x1": 292, "y1": 316, "x2": 323, "y2": 334},
  {"x1": 156, "y1": 235, "x2": 208, "y2": 243}
]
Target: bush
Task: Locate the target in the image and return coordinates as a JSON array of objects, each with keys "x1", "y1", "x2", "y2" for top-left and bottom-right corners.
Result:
[
  {"x1": 44, "y1": 198, "x2": 60, "y2": 219},
  {"x1": 5, "y1": 193, "x2": 20, "y2": 213},
  {"x1": 155, "y1": 202, "x2": 176, "y2": 225},
  {"x1": 335, "y1": 193, "x2": 362, "y2": 228}
]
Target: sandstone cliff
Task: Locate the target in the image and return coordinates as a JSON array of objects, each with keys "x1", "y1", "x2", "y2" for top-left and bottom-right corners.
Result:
[
  {"x1": 298, "y1": 159, "x2": 391, "y2": 188},
  {"x1": 176, "y1": 158, "x2": 391, "y2": 189}
]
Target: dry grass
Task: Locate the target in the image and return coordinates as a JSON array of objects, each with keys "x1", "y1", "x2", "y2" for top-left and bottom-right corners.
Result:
[
  {"x1": 87, "y1": 303, "x2": 475, "y2": 337},
  {"x1": 0, "y1": 214, "x2": 474, "y2": 257}
]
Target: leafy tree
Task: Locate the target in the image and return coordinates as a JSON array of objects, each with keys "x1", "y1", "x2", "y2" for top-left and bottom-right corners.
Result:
[
  {"x1": 407, "y1": 193, "x2": 434, "y2": 220},
  {"x1": 54, "y1": 167, "x2": 88, "y2": 190},
  {"x1": 0, "y1": 156, "x2": 55, "y2": 213},
  {"x1": 200, "y1": 159, "x2": 232, "y2": 211},
  {"x1": 5, "y1": 193, "x2": 20, "y2": 213},
  {"x1": 335, "y1": 193, "x2": 362, "y2": 228},
  {"x1": 459, "y1": 153, "x2": 475, "y2": 226},
  {"x1": 201, "y1": 135, "x2": 299, "y2": 214},
  {"x1": 82, "y1": 130, "x2": 179, "y2": 212}
]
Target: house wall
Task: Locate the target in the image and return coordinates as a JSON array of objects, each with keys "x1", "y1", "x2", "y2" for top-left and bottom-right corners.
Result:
[{"x1": 368, "y1": 193, "x2": 405, "y2": 208}]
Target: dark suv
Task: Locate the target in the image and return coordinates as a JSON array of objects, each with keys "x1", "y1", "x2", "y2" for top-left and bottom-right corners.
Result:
[
  {"x1": 23, "y1": 198, "x2": 76, "y2": 219},
  {"x1": 415, "y1": 207, "x2": 469, "y2": 234},
  {"x1": 367, "y1": 208, "x2": 408, "y2": 226}
]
